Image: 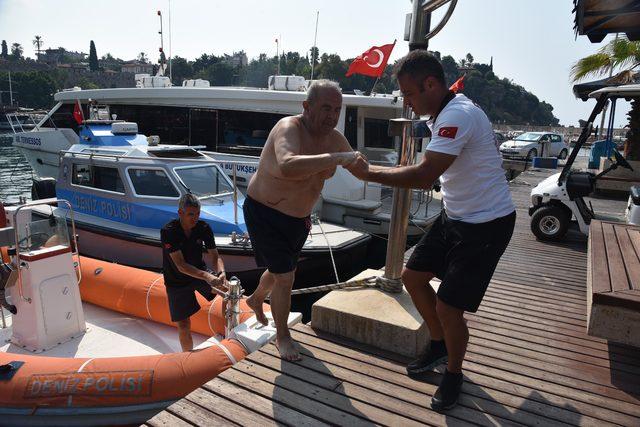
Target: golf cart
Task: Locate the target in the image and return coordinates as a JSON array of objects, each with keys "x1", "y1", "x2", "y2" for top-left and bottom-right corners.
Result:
[{"x1": 529, "y1": 84, "x2": 639, "y2": 241}]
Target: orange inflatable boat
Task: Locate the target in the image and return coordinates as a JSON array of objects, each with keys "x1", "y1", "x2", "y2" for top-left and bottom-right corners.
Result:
[{"x1": 0, "y1": 200, "x2": 294, "y2": 426}]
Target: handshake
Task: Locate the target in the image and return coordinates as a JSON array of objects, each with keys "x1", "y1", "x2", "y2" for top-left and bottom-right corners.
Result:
[{"x1": 333, "y1": 151, "x2": 370, "y2": 180}]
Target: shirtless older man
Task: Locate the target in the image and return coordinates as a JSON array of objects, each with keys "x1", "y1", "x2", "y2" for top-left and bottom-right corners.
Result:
[{"x1": 244, "y1": 80, "x2": 358, "y2": 361}]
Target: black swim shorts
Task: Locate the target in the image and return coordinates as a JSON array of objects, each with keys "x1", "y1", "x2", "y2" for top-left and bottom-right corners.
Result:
[
  {"x1": 406, "y1": 211, "x2": 516, "y2": 312},
  {"x1": 243, "y1": 195, "x2": 311, "y2": 274},
  {"x1": 165, "y1": 280, "x2": 214, "y2": 322}
]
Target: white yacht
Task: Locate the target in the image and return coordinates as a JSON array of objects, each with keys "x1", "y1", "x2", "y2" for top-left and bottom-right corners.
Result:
[{"x1": 12, "y1": 75, "x2": 441, "y2": 237}]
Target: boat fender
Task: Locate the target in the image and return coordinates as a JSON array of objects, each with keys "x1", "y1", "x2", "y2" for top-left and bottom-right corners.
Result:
[{"x1": 0, "y1": 262, "x2": 17, "y2": 314}]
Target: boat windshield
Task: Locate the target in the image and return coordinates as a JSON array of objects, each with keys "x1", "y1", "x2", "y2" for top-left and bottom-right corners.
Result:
[
  {"x1": 174, "y1": 165, "x2": 234, "y2": 199},
  {"x1": 17, "y1": 214, "x2": 70, "y2": 253},
  {"x1": 514, "y1": 132, "x2": 542, "y2": 141}
]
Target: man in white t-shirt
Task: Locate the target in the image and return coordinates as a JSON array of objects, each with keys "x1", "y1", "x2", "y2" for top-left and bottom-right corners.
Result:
[{"x1": 347, "y1": 51, "x2": 515, "y2": 411}]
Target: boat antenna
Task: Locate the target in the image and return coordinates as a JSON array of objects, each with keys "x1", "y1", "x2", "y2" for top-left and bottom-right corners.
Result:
[
  {"x1": 310, "y1": 11, "x2": 319, "y2": 82},
  {"x1": 157, "y1": 10, "x2": 166, "y2": 76},
  {"x1": 8, "y1": 71, "x2": 13, "y2": 106},
  {"x1": 168, "y1": 0, "x2": 173, "y2": 82}
]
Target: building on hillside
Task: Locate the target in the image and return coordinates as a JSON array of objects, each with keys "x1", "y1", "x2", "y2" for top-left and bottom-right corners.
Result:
[
  {"x1": 56, "y1": 62, "x2": 89, "y2": 74},
  {"x1": 223, "y1": 52, "x2": 248, "y2": 68},
  {"x1": 121, "y1": 61, "x2": 154, "y2": 74},
  {"x1": 37, "y1": 48, "x2": 86, "y2": 65}
]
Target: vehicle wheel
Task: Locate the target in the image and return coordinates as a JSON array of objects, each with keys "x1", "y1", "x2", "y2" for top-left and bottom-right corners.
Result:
[
  {"x1": 558, "y1": 149, "x2": 568, "y2": 160},
  {"x1": 526, "y1": 148, "x2": 537, "y2": 162},
  {"x1": 530, "y1": 206, "x2": 569, "y2": 241}
]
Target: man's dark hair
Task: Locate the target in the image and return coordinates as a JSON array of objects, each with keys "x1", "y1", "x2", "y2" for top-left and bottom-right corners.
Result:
[
  {"x1": 393, "y1": 51, "x2": 445, "y2": 85},
  {"x1": 179, "y1": 193, "x2": 201, "y2": 211}
]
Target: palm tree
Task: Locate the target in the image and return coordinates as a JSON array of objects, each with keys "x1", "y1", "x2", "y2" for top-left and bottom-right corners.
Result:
[
  {"x1": 571, "y1": 36, "x2": 640, "y2": 160},
  {"x1": 32, "y1": 35, "x2": 43, "y2": 57}
]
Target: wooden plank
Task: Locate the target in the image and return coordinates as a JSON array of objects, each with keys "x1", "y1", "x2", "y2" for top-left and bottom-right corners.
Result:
[
  {"x1": 291, "y1": 328, "x2": 636, "y2": 426},
  {"x1": 186, "y1": 386, "x2": 278, "y2": 426},
  {"x1": 165, "y1": 399, "x2": 238, "y2": 426},
  {"x1": 296, "y1": 331, "x2": 640, "y2": 422},
  {"x1": 219, "y1": 370, "x2": 379, "y2": 426},
  {"x1": 203, "y1": 376, "x2": 329, "y2": 426},
  {"x1": 590, "y1": 220, "x2": 613, "y2": 294},
  {"x1": 466, "y1": 318, "x2": 640, "y2": 370},
  {"x1": 256, "y1": 345, "x2": 534, "y2": 427},
  {"x1": 602, "y1": 222, "x2": 630, "y2": 292},
  {"x1": 145, "y1": 410, "x2": 193, "y2": 427},
  {"x1": 234, "y1": 358, "x2": 450, "y2": 426},
  {"x1": 617, "y1": 227, "x2": 640, "y2": 291},
  {"x1": 594, "y1": 291, "x2": 640, "y2": 311}
]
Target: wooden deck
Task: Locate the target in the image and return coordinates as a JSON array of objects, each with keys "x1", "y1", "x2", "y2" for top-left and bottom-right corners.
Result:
[{"x1": 146, "y1": 163, "x2": 640, "y2": 426}]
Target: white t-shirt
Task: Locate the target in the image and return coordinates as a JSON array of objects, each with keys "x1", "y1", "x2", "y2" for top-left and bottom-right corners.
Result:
[{"x1": 426, "y1": 94, "x2": 514, "y2": 223}]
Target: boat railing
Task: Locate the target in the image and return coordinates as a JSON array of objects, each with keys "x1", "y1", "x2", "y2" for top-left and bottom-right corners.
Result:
[
  {"x1": 5, "y1": 112, "x2": 39, "y2": 134},
  {"x1": 11, "y1": 198, "x2": 81, "y2": 304}
]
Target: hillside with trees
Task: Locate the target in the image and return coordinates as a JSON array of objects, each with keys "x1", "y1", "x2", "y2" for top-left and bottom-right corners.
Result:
[{"x1": 0, "y1": 40, "x2": 559, "y2": 125}]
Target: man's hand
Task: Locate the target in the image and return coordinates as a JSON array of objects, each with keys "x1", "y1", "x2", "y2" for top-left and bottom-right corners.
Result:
[
  {"x1": 346, "y1": 153, "x2": 370, "y2": 180},
  {"x1": 205, "y1": 271, "x2": 227, "y2": 291}
]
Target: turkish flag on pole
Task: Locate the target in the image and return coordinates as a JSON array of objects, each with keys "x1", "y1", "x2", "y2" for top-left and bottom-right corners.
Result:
[
  {"x1": 449, "y1": 74, "x2": 465, "y2": 93},
  {"x1": 345, "y1": 41, "x2": 396, "y2": 78},
  {"x1": 73, "y1": 100, "x2": 84, "y2": 125}
]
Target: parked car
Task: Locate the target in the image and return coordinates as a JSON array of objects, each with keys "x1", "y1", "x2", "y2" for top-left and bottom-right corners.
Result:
[
  {"x1": 499, "y1": 132, "x2": 569, "y2": 160},
  {"x1": 494, "y1": 131, "x2": 507, "y2": 144}
]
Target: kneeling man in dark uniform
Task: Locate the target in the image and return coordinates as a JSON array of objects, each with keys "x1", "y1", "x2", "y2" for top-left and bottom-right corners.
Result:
[{"x1": 161, "y1": 193, "x2": 226, "y2": 351}]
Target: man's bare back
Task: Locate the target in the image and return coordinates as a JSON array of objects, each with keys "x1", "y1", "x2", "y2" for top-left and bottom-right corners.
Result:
[{"x1": 247, "y1": 115, "x2": 354, "y2": 218}]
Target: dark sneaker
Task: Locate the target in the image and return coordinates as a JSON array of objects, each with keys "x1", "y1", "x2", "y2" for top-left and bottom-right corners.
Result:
[
  {"x1": 406, "y1": 342, "x2": 448, "y2": 375},
  {"x1": 431, "y1": 370, "x2": 463, "y2": 411}
]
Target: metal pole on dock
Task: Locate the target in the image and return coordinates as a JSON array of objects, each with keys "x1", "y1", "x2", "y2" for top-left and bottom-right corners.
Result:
[{"x1": 382, "y1": 0, "x2": 457, "y2": 290}]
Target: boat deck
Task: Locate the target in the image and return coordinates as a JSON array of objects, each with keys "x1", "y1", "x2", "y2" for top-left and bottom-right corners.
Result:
[{"x1": 145, "y1": 162, "x2": 640, "y2": 426}]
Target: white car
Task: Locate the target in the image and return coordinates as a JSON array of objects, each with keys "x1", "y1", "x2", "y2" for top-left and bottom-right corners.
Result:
[{"x1": 499, "y1": 132, "x2": 569, "y2": 160}]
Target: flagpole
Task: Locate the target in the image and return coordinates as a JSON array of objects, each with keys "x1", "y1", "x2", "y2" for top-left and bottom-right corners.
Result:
[
  {"x1": 310, "y1": 11, "x2": 319, "y2": 81},
  {"x1": 370, "y1": 76, "x2": 380, "y2": 95}
]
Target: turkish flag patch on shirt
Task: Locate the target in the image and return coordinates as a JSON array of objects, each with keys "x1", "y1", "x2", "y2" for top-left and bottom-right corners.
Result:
[{"x1": 438, "y1": 127, "x2": 458, "y2": 138}]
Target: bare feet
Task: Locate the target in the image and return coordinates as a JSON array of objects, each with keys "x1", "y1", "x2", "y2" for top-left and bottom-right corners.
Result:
[
  {"x1": 276, "y1": 335, "x2": 302, "y2": 361},
  {"x1": 247, "y1": 294, "x2": 268, "y2": 326}
]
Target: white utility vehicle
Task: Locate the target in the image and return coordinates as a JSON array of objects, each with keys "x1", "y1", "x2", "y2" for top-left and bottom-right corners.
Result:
[{"x1": 529, "y1": 84, "x2": 639, "y2": 240}]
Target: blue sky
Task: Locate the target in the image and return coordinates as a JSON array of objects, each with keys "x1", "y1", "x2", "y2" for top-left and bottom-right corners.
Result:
[{"x1": 0, "y1": 0, "x2": 631, "y2": 127}]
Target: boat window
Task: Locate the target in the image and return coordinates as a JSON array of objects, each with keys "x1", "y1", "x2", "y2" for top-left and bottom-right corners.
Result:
[
  {"x1": 218, "y1": 110, "x2": 286, "y2": 151},
  {"x1": 174, "y1": 165, "x2": 233, "y2": 198},
  {"x1": 72, "y1": 164, "x2": 125, "y2": 193},
  {"x1": 128, "y1": 169, "x2": 180, "y2": 197},
  {"x1": 363, "y1": 118, "x2": 394, "y2": 149}
]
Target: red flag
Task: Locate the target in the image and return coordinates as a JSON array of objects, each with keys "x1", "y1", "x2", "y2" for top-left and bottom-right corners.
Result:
[
  {"x1": 449, "y1": 74, "x2": 465, "y2": 93},
  {"x1": 345, "y1": 41, "x2": 396, "y2": 78},
  {"x1": 73, "y1": 100, "x2": 84, "y2": 125}
]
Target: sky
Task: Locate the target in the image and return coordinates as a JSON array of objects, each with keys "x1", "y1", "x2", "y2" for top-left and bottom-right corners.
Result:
[{"x1": 0, "y1": 0, "x2": 631, "y2": 127}]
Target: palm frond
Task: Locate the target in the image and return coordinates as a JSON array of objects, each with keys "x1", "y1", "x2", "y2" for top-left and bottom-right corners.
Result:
[{"x1": 570, "y1": 53, "x2": 612, "y2": 82}]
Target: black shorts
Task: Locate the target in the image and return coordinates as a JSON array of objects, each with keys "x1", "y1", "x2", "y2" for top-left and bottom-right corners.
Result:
[
  {"x1": 406, "y1": 211, "x2": 516, "y2": 312},
  {"x1": 243, "y1": 195, "x2": 311, "y2": 274},
  {"x1": 165, "y1": 280, "x2": 214, "y2": 322}
]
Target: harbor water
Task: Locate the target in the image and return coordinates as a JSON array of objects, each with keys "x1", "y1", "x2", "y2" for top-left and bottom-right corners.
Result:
[{"x1": 0, "y1": 133, "x2": 32, "y2": 203}]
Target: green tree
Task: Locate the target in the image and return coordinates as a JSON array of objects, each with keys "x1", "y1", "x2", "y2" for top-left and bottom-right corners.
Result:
[
  {"x1": 197, "y1": 62, "x2": 234, "y2": 85},
  {"x1": 1, "y1": 40, "x2": 7, "y2": 59},
  {"x1": 571, "y1": 36, "x2": 640, "y2": 159},
  {"x1": 0, "y1": 71, "x2": 58, "y2": 108},
  {"x1": 89, "y1": 40, "x2": 99, "y2": 71},
  {"x1": 137, "y1": 52, "x2": 148, "y2": 63},
  {"x1": 32, "y1": 35, "x2": 43, "y2": 56},
  {"x1": 465, "y1": 53, "x2": 474, "y2": 65},
  {"x1": 10, "y1": 43, "x2": 23, "y2": 60},
  {"x1": 170, "y1": 56, "x2": 193, "y2": 85}
]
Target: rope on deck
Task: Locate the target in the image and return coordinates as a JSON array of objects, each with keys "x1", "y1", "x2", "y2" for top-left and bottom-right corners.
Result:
[{"x1": 289, "y1": 275, "x2": 402, "y2": 295}]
